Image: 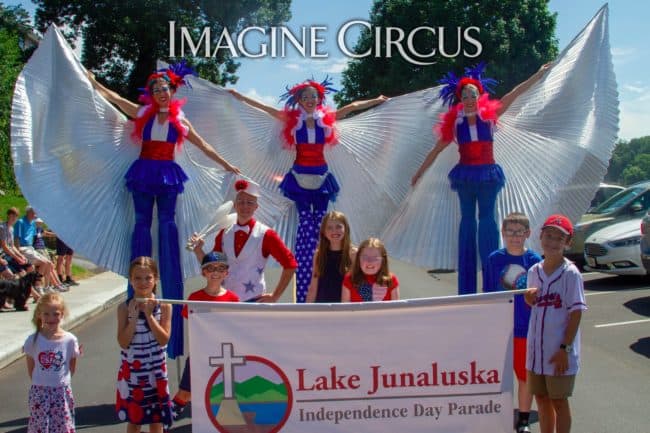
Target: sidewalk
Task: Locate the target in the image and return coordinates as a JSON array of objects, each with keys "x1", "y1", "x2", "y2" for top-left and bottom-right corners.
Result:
[
  {"x1": 0, "y1": 258, "x2": 458, "y2": 370},
  {"x1": 0, "y1": 269, "x2": 127, "y2": 370}
]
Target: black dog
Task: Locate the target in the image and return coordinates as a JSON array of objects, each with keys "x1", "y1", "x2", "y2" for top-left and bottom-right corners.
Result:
[{"x1": 0, "y1": 271, "x2": 43, "y2": 311}]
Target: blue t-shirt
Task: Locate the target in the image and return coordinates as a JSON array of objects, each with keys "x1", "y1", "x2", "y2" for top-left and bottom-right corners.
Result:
[
  {"x1": 484, "y1": 248, "x2": 542, "y2": 338},
  {"x1": 14, "y1": 216, "x2": 36, "y2": 247}
]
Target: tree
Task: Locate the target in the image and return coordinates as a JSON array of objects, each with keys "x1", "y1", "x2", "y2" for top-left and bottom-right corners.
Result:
[
  {"x1": 605, "y1": 136, "x2": 650, "y2": 185},
  {"x1": 335, "y1": 0, "x2": 558, "y2": 105},
  {"x1": 34, "y1": 0, "x2": 291, "y2": 100},
  {"x1": 0, "y1": 3, "x2": 34, "y2": 193}
]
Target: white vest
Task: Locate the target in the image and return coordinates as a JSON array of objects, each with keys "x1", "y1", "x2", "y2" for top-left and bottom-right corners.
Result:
[{"x1": 221, "y1": 222, "x2": 269, "y2": 301}]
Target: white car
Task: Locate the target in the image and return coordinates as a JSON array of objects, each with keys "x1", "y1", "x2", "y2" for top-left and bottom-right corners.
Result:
[{"x1": 583, "y1": 219, "x2": 646, "y2": 276}]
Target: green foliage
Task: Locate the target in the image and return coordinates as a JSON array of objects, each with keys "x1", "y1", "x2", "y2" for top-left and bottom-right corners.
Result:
[
  {"x1": 335, "y1": 0, "x2": 558, "y2": 105},
  {"x1": 0, "y1": 3, "x2": 33, "y2": 194},
  {"x1": 0, "y1": 192, "x2": 28, "y2": 216},
  {"x1": 34, "y1": 0, "x2": 292, "y2": 100},
  {"x1": 605, "y1": 136, "x2": 650, "y2": 185}
]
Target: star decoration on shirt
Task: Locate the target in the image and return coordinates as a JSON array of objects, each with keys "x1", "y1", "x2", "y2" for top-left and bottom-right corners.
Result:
[
  {"x1": 243, "y1": 280, "x2": 256, "y2": 293},
  {"x1": 256, "y1": 267, "x2": 264, "y2": 275}
]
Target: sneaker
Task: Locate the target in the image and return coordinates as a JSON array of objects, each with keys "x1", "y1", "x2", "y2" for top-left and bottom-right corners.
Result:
[
  {"x1": 171, "y1": 400, "x2": 187, "y2": 420},
  {"x1": 65, "y1": 276, "x2": 80, "y2": 286},
  {"x1": 516, "y1": 423, "x2": 532, "y2": 433},
  {"x1": 55, "y1": 284, "x2": 69, "y2": 292}
]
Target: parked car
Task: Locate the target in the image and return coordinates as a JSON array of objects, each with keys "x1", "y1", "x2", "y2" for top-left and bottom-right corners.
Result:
[
  {"x1": 567, "y1": 181, "x2": 650, "y2": 265},
  {"x1": 583, "y1": 219, "x2": 645, "y2": 276},
  {"x1": 639, "y1": 211, "x2": 650, "y2": 273},
  {"x1": 589, "y1": 183, "x2": 625, "y2": 209}
]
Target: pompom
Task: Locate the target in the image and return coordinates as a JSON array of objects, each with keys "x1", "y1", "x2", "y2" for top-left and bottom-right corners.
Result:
[{"x1": 235, "y1": 179, "x2": 249, "y2": 191}]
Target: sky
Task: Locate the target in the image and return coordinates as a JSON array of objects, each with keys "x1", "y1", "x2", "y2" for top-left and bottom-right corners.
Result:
[{"x1": 5, "y1": 0, "x2": 648, "y2": 140}]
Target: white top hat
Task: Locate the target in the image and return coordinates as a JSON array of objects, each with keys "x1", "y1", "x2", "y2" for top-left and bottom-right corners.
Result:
[{"x1": 233, "y1": 177, "x2": 261, "y2": 198}]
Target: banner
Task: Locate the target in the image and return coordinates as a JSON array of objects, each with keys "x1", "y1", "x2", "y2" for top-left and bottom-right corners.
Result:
[{"x1": 188, "y1": 293, "x2": 514, "y2": 433}]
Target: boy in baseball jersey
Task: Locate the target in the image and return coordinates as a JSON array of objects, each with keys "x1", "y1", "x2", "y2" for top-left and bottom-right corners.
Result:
[{"x1": 525, "y1": 214, "x2": 587, "y2": 433}]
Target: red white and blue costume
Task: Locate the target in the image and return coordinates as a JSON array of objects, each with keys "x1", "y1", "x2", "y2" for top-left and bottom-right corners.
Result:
[
  {"x1": 278, "y1": 82, "x2": 340, "y2": 302},
  {"x1": 436, "y1": 67, "x2": 504, "y2": 295}
]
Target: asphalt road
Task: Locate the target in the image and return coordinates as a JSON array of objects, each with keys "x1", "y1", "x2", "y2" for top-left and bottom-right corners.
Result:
[{"x1": 0, "y1": 271, "x2": 648, "y2": 433}]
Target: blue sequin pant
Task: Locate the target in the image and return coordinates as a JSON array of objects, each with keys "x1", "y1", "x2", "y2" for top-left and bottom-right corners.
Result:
[{"x1": 456, "y1": 182, "x2": 501, "y2": 295}]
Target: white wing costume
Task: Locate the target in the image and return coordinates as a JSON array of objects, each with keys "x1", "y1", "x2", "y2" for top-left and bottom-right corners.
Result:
[
  {"x1": 381, "y1": 5, "x2": 618, "y2": 272},
  {"x1": 11, "y1": 5, "x2": 617, "y2": 291}
]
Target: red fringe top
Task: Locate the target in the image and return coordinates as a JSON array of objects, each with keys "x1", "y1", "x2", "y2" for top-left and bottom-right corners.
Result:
[
  {"x1": 281, "y1": 106, "x2": 338, "y2": 149},
  {"x1": 435, "y1": 94, "x2": 501, "y2": 142},
  {"x1": 131, "y1": 99, "x2": 189, "y2": 148}
]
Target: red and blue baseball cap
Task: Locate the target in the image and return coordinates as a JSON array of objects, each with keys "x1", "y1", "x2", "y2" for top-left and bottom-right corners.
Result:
[{"x1": 542, "y1": 214, "x2": 574, "y2": 237}]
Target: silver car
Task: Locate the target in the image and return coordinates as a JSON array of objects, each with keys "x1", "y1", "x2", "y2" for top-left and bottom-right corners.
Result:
[
  {"x1": 567, "y1": 181, "x2": 650, "y2": 265},
  {"x1": 584, "y1": 219, "x2": 645, "y2": 276}
]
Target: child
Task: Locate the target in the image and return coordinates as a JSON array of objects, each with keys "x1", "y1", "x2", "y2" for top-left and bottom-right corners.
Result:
[
  {"x1": 524, "y1": 214, "x2": 587, "y2": 433},
  {"x1": 485, "y1": 212, "x2": 542, "y2": 433},
  {"x1": 306, "y1": 211, "x2": 357, "y2": 303},
  {"x1": 116, "y1": 257, "x2": 173, "y2": 432},
  {"x1": 341, "y1": 237, "x2": 399, "y2": 302},
  {"x1": 171, "y1": 252, "x2": 239, "y2": 420},
  {"x1": 23, "y1": 292, "x2": 80, "y2": 433},
  {"x1": 33, "y1": 218, "x2": 54, "y2": 262}
]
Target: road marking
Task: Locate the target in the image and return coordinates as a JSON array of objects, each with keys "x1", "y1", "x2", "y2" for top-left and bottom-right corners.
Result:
[
  {"x1": 594, "y1": 318, "x2": 650, "y2": 328},
  {"x1": 585, "y1": 286, "x2": 650, "y2": 296}
]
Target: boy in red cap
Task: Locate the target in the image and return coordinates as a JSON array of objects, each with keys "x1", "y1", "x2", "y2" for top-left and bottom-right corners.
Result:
[
  {"x1": 524, "y1": 214, "x2": 587, "y2": 433},
  {"x1": 171, "y1": 251, "x2": 239, "y2": 419}
]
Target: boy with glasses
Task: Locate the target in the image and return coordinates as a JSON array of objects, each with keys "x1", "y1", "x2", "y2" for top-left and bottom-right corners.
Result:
[
  {"x1": 171, "y1": 251, "x2": 239, "y2": 419},
  {"x1": 485, "y1": 212, "x2": 542, "y2": 433}
]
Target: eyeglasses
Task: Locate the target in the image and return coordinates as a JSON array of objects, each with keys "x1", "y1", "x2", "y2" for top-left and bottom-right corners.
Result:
[
  {"x1": 360, "y1": 255, "x2": 383, "y2": 263},
  {"x1": 152, "y1": 86, "x2": 170, "y2": 94},
  {"x1": 503, "y1": 229, "x2": 529, "y2": 237},
  {"x1": 204, "y1": 265, "x2": 228, "y2": 273}
]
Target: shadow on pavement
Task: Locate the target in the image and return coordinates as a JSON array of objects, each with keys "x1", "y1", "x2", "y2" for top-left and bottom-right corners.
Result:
[
  {"x1": 0, "y1": 417, "x2": 27, "y2": 433},
  {"x1": 630, "y1": 337, "x2": 650, "y2": 358},
  {"x1": 75, "y1": 403, "x2": 121, "y2": 429},
  {"x1": 623, "y1": 295, "x2": 650, "y2": 317},
  {"x1": 584, "y1": 275, "x2": 649, "y2": 292}
]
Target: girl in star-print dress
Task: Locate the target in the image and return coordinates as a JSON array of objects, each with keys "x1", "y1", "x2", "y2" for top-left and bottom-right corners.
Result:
[
  {"x1": 229, "y1": 79, "x2": 387, "y2": 303},
  {"x1": 116, "y1": 257, "x2": 172, "y2": 433}
]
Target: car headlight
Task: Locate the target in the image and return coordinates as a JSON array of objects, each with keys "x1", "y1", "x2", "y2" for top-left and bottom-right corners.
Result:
[{"x1": 608, "y1": 236, "x2": 641, "y2": 248}]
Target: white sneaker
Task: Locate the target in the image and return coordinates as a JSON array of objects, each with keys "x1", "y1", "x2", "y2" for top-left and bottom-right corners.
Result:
[{"x1": 55, "y1": 285, "x2": 69, "y2": 292}]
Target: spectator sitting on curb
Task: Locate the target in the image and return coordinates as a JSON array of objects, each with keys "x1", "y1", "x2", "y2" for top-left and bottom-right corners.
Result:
[
  {"x1": 0, "y1": 207, "x2": 39, "y2": 301},
  {"x1": 14, "y1": 206, "x2": 67, "y2": 292}
]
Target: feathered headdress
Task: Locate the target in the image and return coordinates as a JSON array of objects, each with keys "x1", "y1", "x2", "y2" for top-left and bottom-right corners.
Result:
[
  {"x1": 138, "y1": 60, "x2": 196, "y2": 104},
  {"x1": 438, "y1": 62, "x2": 497, "y2": 107},
  {"x1": 279, "y1": 76, "x2": 338, "y2": 109}
]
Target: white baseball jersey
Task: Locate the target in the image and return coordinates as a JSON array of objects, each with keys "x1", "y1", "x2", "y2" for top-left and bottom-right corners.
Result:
[{"x1": 526, "y1": 258, "x2": 587, "y2": 375}]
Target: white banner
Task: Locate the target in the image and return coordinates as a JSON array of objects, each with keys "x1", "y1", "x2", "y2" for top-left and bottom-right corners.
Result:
[{"x1": 188, "y1": 293, "x2": 514, "y2": 433}]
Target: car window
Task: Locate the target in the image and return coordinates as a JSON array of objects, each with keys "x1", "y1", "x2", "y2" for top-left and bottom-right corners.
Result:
[
  {"x1": 631, "y1": 191, "x2": 650, "y2": 212},
  {"x1": 590, "y1": 186, "x2": 646, "y2": 214},
  {"x1": 602, "y1": 186, "x2": 624, "y2": 201}
]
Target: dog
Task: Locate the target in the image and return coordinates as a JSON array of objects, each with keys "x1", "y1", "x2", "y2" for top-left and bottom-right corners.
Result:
[{"x1": 0, "y1": 271, "x2": 43, "y2": 311}]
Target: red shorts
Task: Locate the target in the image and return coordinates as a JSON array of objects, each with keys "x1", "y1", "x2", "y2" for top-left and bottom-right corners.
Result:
[{"x1": 514, "y1": 337, "x2": 527, "y2": 382}]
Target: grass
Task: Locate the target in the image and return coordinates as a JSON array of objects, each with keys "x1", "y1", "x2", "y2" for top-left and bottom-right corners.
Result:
[
  {"x1": 71, "y1": 263, "x2": 96, "y2": 280},
  {"x1": 0, "y1": 193, "x2": 28, "y2": 215}
]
